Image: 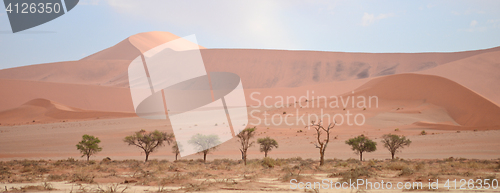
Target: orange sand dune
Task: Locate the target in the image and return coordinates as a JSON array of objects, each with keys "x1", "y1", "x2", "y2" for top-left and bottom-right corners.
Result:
[
  {"x1": 81, "y1": 31, "x2": 205, "y2": 61},
  {"x1": 0, "y1": 98, "x2": 135, "y2": 125},
  {"x1": 0, "y1": 60, "x2": 131, "y2": 87},
  {"x1": 0, "y1": 79, "x2": 134, "y2": 112},
  {"x1": 352, "y1": 73, "x2": 500, "y2": 128},
  {"x1": 1, "y1": 31, "x2": 499, "y2": 90},
  {"x1": 247, "y1": 73, "x2": 500, "y2": 131},
  {"x1": 202, "y1": 47, "x2": 500, "y2": 88},
  {"x1": 417, "y1": 50, "x2": 500, "y2": 105}
]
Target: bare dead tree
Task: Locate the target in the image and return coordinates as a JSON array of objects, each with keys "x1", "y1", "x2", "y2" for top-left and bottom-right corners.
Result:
[{"x1": 307, "y1": 120, "x2": 336, "y2": 166}]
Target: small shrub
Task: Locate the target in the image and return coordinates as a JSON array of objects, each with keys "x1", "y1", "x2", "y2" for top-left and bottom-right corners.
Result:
[
  {"x1": 289, "y1": 157, "x2": 303, "y2": 162},
  {"x1": 20, "y1": 167, "x2": 32, "y2": 173},
  {"x1": 35, "y1": 166, "x2": 50, "y2": 174},
  {"x1": 420, "y1": 130, "x2": 427, "y2": 135},
  {"x1": 97, "y1": 183, "x2": 128, "y2": 193},
  {"x1": 0, "y1": 166, "x2": 10, "y2": 177},
  {"x1": 386, "y1": 162, "x2": 408, "y2": 170},
  {"x1": 398, "y1": 167, "x2": 415, "y2": 176},
  {"x1": 395, "y1": 128, "x2": 400, "y2": 131},
  {"x1": 14, "y1": 183, "x2": 55, "y2": 191},
  {"x1": 335, "y1": 161, "x2": 349, "y2": 167},
  {"x1": 415, "y1": 162, "x2": 425, "y2": 171},
  {"x1": 261, "y1": 157, "x2": 278, "y2": 168},
  {"x1": 462, "y1": 171, "x2": 474, "y2": 177},
  {"x1": 346, "y1": 158, "x2": 361, "y2": 164},
  {"x1": 160, "y1": 173, "x2": 189, "y2": 185},
  {"x1": 331, "y1": 167, "x2": 374, "y2": 184},
  {"x1": 47, "y1": 174, "x2": 67, "y2": 181},
  {"x1": 71, "y1": 172, "x2": 95, "y2": 183}
]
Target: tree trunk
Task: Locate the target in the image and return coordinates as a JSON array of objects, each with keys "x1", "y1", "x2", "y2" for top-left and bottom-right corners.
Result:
[
  {"x1": 203, "y1": 152, "x2": 207, "y2": 163},
  {"x1": 359, "y1": 152, "x2": 363, "y2": 161},
  {"x1": 391, "y1": 152, "x2": 395, "y2": 160},
  {"x1": 175, "y1": 153, "x2": 178, "y2": 161},
  {"x1": 319, "y1": 149, "x2": 325, "y2": 166},
  {"x1": 241, "y1": 150, "x2": 247, "y2": 165},
  {"x1": 265, "y1": 151, "x2": 268, "y2": 158},
  {"x1": 145, "y1": 152, "x2": 149, "y2": 162}
]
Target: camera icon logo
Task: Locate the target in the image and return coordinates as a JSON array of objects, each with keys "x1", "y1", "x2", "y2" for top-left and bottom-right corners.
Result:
[{"x1": 128, "y1": 35, "x2": 248, "y2": 157}]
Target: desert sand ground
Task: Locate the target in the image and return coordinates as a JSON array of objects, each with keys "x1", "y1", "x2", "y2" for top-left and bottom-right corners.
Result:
[
  {"x1": 0, "y1": 157, "x2": 499, "y2": 193},
  {"x1": 1, "y1": 115, "x2": 500, "y2": 161}
]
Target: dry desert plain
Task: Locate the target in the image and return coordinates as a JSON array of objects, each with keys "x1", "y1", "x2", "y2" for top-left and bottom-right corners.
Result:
[{"x1": 0, "y1": 31, "x2": 500, "y2": 192}]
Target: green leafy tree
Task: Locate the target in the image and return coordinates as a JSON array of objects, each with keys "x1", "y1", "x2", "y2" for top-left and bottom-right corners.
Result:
[
  {"x1": 124, "y1": 130, "x2": 174, "y2": 162},
  {"x1": 345, "y1": 135, "x2": 377, "y2": 161},
  {"x1": 236, "y1": 127, "x2": 256, "y2": 165},
  {"x1": 381, "y1": 134, "x2": 412, "y2": 159},
  {"x1": 76, "y1": 134, "x2": 102, "y2": 161},
  {"x1": 188, "y1": 134, "x2": 220, "y2": 162},
  {"x1": 172, "y1": 142, "x2": 183, "y2": 161},
  {"x1": 257, "y1": 137, "x2": 279, "y2": 158}
]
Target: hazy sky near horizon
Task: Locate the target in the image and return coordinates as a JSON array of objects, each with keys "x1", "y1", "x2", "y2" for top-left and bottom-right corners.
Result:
[{"x1": 0, "y1": 0, "x2": 499, "y2": 69}]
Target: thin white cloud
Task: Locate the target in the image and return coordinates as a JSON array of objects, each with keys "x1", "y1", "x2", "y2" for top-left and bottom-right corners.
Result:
[
  {"x1": 487, "y1": 19, "x2": 500, "y2": 29},
  {"x1": 470, "y1": 20, "x2": 478, "y2": 27},
  {"x1": 362, "y1": 13, "x2": 375, "y2": 26},
  {"x1": 362, "y1": 12, "x2": 395, "y2": 26},
  {"x1": 487, "y1": 19, "x2": 500, "y2": 24},
  {"x1": 461, "y1": 19, "x2": 500, "y2": 32},
  {"x1": 452, "y1": 9, "x2": 486, "y2": 16}
]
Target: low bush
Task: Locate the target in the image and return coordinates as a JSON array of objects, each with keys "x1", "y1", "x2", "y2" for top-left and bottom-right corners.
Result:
[
  {"x1": 261, "y1": 157, "x2": 279, "y2": 168},
  {"x1": 329, "y1": 166, "x2": 374, "y2": 184},
  {"x1": 398, "y1": 167, "x2": 415, "y2": 176},
  {"x1": 70, "y1": 172, "x2": 95, "y2": 183}
]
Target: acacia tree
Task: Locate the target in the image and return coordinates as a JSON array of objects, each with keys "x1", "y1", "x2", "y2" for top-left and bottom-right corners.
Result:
[
  {"x1": 76, "y1": 134, "x2": 102, "y2": 161},
  {"x1": 188, "y1": 134, "x2": 220, "y2": 162},
  {"x1": 308, "y1": 120, "x2": 336, "y2": 166},
  {"x1": 124, "y1": 130, "x2": 174, "y2": 162},
  {"x1": 345, "y1": 135, "x2": 377, "y2": 161},
  {"x1": 381, "y1": 134, "x2": 412, "y2": 159},
  {"x1": 257, "y1": 137, "x2": 278, "y2": 158},
  {"x1": 236, "y1": 127, "x2": 256, "y2": 165},
  {"x1": 172, "y1": 142, "x2": 183, "y2": 161}
]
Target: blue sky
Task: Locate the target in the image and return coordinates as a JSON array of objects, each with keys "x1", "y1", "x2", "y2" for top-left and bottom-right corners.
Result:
[{"x1": 0, "y1": 0, "x2": 499, "y2": 69}]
